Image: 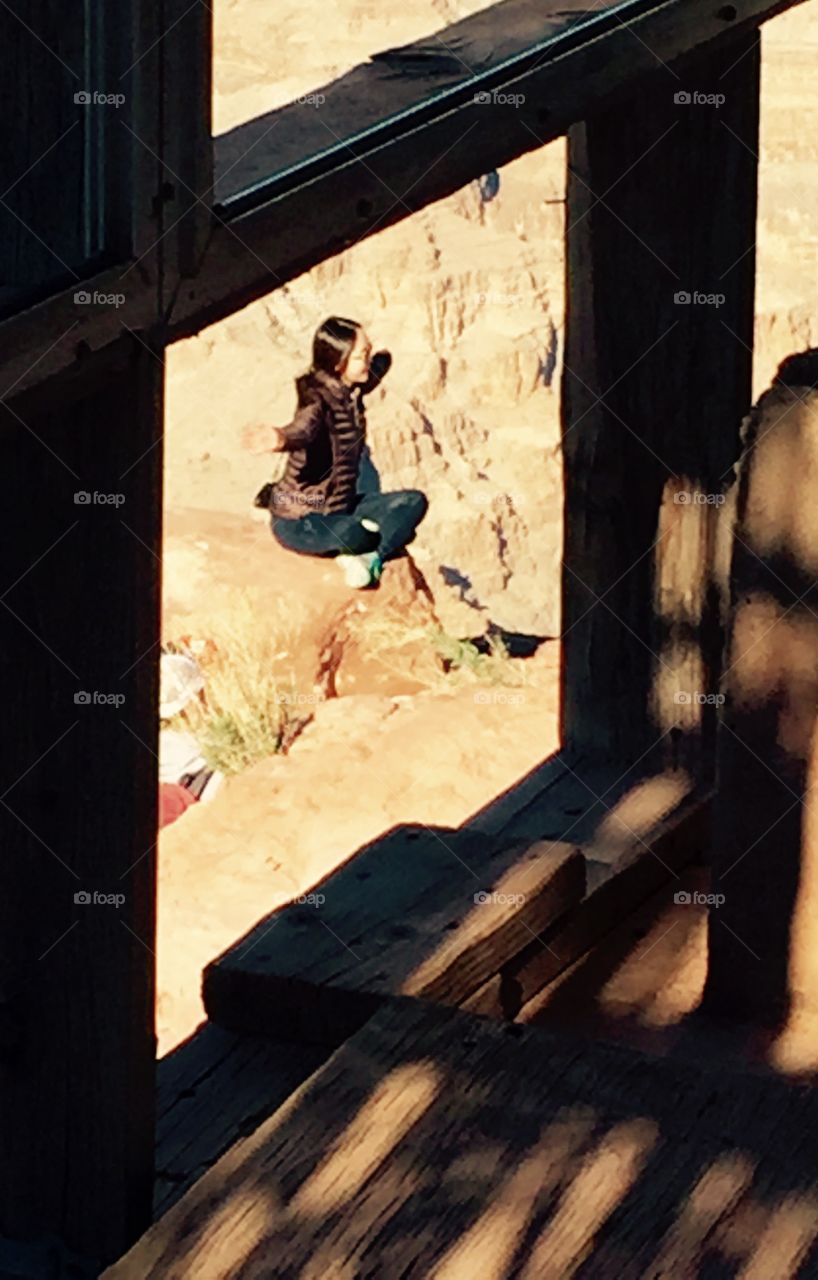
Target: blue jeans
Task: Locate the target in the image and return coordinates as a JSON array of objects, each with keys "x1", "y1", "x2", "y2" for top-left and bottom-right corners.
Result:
[{"x1": 272, "y1": 489, "x2": 428, "y2": 562}]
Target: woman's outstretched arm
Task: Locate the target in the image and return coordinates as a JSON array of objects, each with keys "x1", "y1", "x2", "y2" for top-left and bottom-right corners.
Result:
[{"x1": 242, "y1": 398, "x2": 323, "y2": 454}]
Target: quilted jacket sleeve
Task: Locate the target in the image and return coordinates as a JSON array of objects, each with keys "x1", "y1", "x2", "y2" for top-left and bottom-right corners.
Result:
[{"x1": 277, "y1": 395, "x2": 324, "y2": 450}]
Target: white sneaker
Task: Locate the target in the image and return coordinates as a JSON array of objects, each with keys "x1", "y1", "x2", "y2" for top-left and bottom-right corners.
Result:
[{"x1": 336, "y1": 551, "x2": 382, "y2": 588}]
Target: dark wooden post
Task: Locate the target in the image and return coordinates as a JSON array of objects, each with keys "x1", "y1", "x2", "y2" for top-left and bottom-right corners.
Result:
[
  {"x1": 0, "y1": 1, "x2": 134, "y2": 317},
  {"x1": 0, "y1": 340, "x2": 163, "y2": 1266},
  {"x1": 561, "y1": 30, "x2": 760, "y2": 779},
  {"x1": 704, "y1": 352, "x2": 818, "y2": 1027}
]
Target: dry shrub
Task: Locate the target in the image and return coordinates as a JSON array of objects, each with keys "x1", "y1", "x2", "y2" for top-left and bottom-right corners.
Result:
[{"x1": 165, "y1": 589, "x2": 310, "y2": 774}]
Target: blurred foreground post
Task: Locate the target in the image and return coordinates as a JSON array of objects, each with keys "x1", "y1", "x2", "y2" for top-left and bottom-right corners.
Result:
[{"x1": 562, "y1": 31, "x2": 760, "y2": 779}]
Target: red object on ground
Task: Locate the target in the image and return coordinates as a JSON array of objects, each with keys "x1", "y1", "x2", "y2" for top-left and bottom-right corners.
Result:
[{"x1": 159, "y1": 782, "x2": 198, "y2": 828}]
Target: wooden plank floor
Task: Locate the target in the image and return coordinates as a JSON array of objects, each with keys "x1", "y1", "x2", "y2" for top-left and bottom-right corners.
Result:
[
  {"x1": 108, "y1": 1000, "x2": 818, "y2": 1279},
  {"x1": 155, "y1": 1025, "x2": 329, "y2": 1217}
]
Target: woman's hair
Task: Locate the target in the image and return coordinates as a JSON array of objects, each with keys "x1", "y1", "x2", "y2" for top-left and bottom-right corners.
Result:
[{"x1": 311, "y1": 316, "x2": 361, "y2": 378}]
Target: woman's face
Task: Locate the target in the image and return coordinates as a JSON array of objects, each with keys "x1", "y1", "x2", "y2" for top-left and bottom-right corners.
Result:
[{"x1": 340, "y1": 328, "x2": 372, "y2": 385}]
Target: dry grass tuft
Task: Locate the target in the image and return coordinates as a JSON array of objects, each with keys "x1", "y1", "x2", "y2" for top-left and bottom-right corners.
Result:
[{"x1": 164, "y1": 589, "x2": 311, "y2": 774}]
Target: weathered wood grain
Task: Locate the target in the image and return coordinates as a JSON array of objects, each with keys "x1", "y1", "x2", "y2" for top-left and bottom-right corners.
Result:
[
  {"x1": 204, "y1": 749, "x2": 708, "y2": 1043},
  {"x1": 466, "y1": 749, "x2": 580, "y2": 838},
  {"x1": 211, "y1": 0, "x2": 599, "y2": 208},
  {"x1": 167, "y1": 11, "x2": 776, "y2": 343},
  {"x1": 466, "y1": 789, "x2": 710, "y2": 1020},
  {"x1": 203, "y1": 816, "x2": 586, "y2": 1045},
  {"x1": 155, "y1": 1025, "x2": 328, "y2": 1216},
  {"x1": 562, "y1": 30, "x2": 760, "y2": 775},
  {"x1": 104, "y1": 1000, "x2": 818, "y2": 1279}
]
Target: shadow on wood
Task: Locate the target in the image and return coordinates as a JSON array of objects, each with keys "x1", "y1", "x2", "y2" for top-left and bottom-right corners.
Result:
[
  {"x1": 705, "y1": 349, "x2": 818, "y2": 1032},
  {"x1": 202, "y1": 744, "x2": 710, "y2": 1047},
  {"x1": 106, "y1": 998, "x2": 818, "y2": 1279}
]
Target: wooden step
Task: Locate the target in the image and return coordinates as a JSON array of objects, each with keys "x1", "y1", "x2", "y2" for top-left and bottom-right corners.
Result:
[
  {"x1": 105, "y1": 999, "x2": 818, "y2": 1279},
  {"x1": 465, "y1": 786, "x2": 712, "y2": 1020},
  {"x1": 203, "y1": 817, "x2": 586, "y2": 1046},
  {"x1": 203, "y1": 751, "x2": 707, "y2": 1046},
  {"x1": 155, "y1": 1024, "x2": 328, "y2": 1217}
]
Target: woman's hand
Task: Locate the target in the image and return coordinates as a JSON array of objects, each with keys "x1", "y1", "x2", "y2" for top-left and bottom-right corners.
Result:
[{"x1": 241, "y1": 424, "x2": 286, "y2": 454}]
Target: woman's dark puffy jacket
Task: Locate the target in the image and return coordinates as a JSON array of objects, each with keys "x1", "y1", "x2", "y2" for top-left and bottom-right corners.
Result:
[{"x1": 269, "y1": 351, "x2": 391, "y2": 520}]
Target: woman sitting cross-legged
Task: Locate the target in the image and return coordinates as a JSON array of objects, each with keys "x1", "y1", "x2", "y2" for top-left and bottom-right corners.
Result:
[{"x1": 244, "y1": 316, "x2": 428, "y2": 589}]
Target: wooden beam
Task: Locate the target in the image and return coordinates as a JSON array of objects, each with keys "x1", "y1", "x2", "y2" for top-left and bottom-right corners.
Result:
[
  {"x1": 0, "y1": 0, "x2": 160, "y2": 315},
  {"x1": 202, "y1": 753, "x2": 705, "y2": 1046},
  {"x1": 0, "y1": 0, "x2": 793, "y2": 393},
  {"x1": 483, "y1": 790, "x2": 712, "y2": 1021},
  {"x1": 0, "y1": 342, "x2": 163, "y2": 1266},
  {"x1": 171, "y1": 12, "x2": 774, "y2": 341},
  {"x1": 561, "y1": 29, "x2": 760, "y2": 776},
  {"x1": 0, "y1": 0, "x2": 190, "y2": 403},
  {"x1": 0, "y1": 272, "x2": 159, "y2": 412},
  {"x1": 210, "y1": 0, "x2": 611, "y2": 211},
  {"x1": 204, "y1": 824, "x2": 585, "y2": 1046},
  {"x1": 157, "y1": 0, "x2": 214, "y2": 293},
  {"x1": 704, "y1": 353, "x2": 818, "y2": 1028}
]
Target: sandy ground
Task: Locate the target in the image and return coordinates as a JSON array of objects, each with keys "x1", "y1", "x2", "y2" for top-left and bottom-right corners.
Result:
[
  {"x1": 157, "y1": 676, "x2": 561, "y2": 1052},
  {"x1": 158, "y1": 510, "x2": 561, "y2": 1053}
]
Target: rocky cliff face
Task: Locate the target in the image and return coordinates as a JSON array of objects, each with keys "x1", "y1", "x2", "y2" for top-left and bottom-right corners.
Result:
[
  {"x1": 165, "y1": 0, "x2": 818, "y2": 638},
  {"x1": 167, "y1": 140, "x2": 566, "y2": 635}
]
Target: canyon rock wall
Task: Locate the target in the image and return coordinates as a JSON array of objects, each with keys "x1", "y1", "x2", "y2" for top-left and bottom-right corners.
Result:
[{"x1": 165, "y1": 0, "x2": 818, "y2": 638}]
